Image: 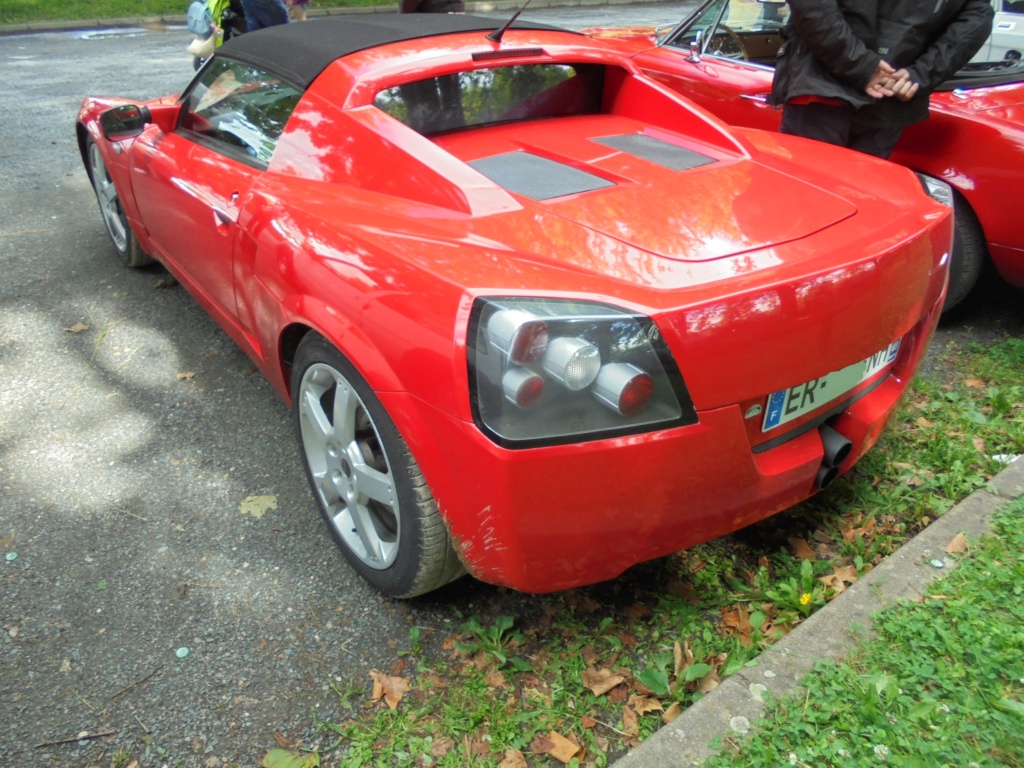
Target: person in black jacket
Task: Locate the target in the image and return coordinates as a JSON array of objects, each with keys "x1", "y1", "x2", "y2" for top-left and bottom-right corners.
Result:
[{"x1": 771, "y1": 0, "x2": 994, "y2": 158}]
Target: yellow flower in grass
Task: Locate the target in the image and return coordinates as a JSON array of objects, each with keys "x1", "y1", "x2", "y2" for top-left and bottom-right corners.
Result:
[{"x1": 799, "y1": 592, "x2": 812, "y2": 606}]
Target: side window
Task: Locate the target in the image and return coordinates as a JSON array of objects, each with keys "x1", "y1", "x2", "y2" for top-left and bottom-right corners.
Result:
[{"x1": 180, "y1": 59, "x2": 302, "y2": 166}]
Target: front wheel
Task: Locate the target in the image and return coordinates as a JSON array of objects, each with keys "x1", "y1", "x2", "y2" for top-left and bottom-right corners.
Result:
[
  {"x1": 86, "y1": 137, "x2": 153, "y2": 268},
  {"x1": 292, "y1": 333, "x2": 464, "y2": 598},
  {"x1": 944, "y1": 191, "x2": 986, "y2": 313}
]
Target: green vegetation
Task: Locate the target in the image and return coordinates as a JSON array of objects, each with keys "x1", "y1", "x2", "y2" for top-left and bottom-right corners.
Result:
[
  {"x1": 254, "y1": 337, "x2": 1022, "y2": 768},
  {"x1": 706, "y1": 496, "x2": 1024, "y2": 768},
  {"x1": 0, "y1": 0, "x2": 391, "y2": 26}
]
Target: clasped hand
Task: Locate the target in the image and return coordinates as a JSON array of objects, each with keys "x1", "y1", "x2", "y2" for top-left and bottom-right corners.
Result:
[{"x1": 865, "y1": 61, "x2": 919, "y2": 101}]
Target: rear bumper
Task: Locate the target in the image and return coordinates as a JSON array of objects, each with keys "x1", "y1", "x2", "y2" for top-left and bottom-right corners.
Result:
[{"x1": 385, "y1": 292, "x2": 942, "y2": 593}]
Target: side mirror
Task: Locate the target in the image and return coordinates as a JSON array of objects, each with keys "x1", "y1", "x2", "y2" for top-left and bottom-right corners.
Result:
[
  {"x1": 99, "y1": 104, "x2": 152, "y2": 140},
  {"x1": 686, "y1": 29, "x2": 704, "y2": 62}
]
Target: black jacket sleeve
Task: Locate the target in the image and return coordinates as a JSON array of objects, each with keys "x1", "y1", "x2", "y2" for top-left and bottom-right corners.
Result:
[
  {"x1": 904, "y1": 0, "x2": 995, "y2": 91},
  {"x1": 786, "y1": 0, "x2": 882, "y2": 90}
]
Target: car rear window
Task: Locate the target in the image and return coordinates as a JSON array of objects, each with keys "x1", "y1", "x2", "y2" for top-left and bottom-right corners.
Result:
[{"x1": 373, "y1": 63, "x2": 605, "y2": 135}]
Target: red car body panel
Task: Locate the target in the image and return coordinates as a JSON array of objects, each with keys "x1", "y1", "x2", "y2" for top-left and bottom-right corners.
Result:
[
  {"x1": 77, "y1": 20, "x2": 951, "y2": 592},
  {"x1": 598, "y1": 25, "x2": 1024, "y2": 290}
]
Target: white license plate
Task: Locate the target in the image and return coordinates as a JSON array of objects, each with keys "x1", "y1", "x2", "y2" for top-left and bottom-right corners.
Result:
[{"x1": 762, "y1": 340, "x2": 901, "y2": 432}]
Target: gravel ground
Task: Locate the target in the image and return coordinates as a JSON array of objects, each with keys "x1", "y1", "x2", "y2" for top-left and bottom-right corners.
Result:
[{"x1": 1, "y1": 8, "x2": 1021, "y2": 767}]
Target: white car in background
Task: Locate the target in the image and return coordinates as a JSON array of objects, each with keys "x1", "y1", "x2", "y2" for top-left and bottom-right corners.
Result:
[{"x1": 974, "y1": 0, "x2": 1024, "y2": 61}]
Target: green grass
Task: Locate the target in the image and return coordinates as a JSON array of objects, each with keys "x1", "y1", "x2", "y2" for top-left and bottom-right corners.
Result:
[
  {"x1": 705, "y1": 496, "x2": 1024, "y2": 768},
  {"x1": 252, "y1": 338, "x2": 1024, "y2": 768},
  {"x1": 0, "y1": 0, "x2": 391, "y2": 26}
]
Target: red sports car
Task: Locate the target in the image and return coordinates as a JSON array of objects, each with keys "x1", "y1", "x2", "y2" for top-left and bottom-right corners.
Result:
[
  {"x1": 587, "y1": 0, "x2": 1024, "y2": 310},
  {"x1": 77, "y1": 14, "x2": 951, "y2": 597}
]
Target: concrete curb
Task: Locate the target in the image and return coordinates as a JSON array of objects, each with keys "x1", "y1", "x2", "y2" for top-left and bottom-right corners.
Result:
[{"x1": 612, "y1": 455, "x2": 1024, "y2": 767}]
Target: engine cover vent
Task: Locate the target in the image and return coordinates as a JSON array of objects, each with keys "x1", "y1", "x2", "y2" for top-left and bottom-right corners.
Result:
[
  {"x1": 591, "y1": 134, "x2": 715, "y2": 172},
  {"x1": 469, "y1": 152, "x2": 614, "y2": 201}
]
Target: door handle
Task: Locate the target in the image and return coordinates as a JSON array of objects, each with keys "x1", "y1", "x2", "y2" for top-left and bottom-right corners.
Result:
[
  {"x1": 213, "y1": 207, "x2": 236, "y2": 226},
  {"x1": 740, "y1": 93, "x2": 772, "y2": 104}
]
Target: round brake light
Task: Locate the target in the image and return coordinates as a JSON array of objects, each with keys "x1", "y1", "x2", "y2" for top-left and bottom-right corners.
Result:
[
  {"x1": 593, "y1": 363, "x2": 654, "y2": 416},
  {"x1": 502, "y1": 367, "x2": 545, "y2": 408}
]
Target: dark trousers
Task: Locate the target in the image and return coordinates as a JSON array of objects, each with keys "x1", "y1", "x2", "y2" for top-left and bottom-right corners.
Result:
[{"x1": 780, "y1": 101, "x2": 905, "y2": 159}]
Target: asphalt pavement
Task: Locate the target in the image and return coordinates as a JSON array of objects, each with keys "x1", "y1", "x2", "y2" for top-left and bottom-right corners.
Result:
[{"x1": 2, "y1": 4, "x2": 1023, "y2": 767}]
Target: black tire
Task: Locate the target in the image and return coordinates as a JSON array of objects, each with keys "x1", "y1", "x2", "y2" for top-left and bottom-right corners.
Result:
[
  {"x1": 86, "y1": 137, "x2": 154, "y2": 268},
  {"x1": 291, "y1": 333, "x2": 464, "y2": 598},
  {"x1": 944, "y1": 191, "x2": 987, "y2": 313}
]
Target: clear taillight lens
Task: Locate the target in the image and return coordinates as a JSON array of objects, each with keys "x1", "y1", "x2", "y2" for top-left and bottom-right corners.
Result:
[{"x1": 468, "y1": 298, "x2": 697, "y2": 447}]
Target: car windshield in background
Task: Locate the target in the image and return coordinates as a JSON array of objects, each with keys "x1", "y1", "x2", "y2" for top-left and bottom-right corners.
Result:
[
  {"x1": 668, "y1": 0, "x2": 1024, "y2": 76},
  {"x1": 667, "y1": 0, "x2": 788, "y2": 65},
  {"x1": 374, "y1": 63, "x2": 606, "y2": 135}
]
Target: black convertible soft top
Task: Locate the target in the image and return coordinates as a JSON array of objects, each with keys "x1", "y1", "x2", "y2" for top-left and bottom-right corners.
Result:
[{"x1": 217, "y1": 14, "x2": 574, "y2": 90}]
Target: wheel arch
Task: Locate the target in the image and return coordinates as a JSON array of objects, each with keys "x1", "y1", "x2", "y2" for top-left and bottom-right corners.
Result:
[
  {"x1": 912, "y1": 175, "x2": 989, "y2": 312},
  {"x1": 275, "y1": 307, "x2": 405, "y2": 406},
  {"x1": 76, "y1": 122, "x2": 94, "y2": 182}
]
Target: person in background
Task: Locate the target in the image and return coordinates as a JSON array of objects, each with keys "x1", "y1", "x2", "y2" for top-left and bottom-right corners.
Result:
[
  {"x1": 287, "y1": 0, "x2": 309, "y2": 22},
  {"x1": 398, "y1": 0, "x2": 464, "y2": 12},
  {"x1": 241, "y1": 0, "x2": 289, "y2": 31},
  {"x1": 772, "y1": 0, "x2": 994, "y2": 158}
]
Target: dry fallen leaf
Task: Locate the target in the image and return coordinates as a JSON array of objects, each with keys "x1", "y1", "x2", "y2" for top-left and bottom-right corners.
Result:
[
  {"x1": 369, "y1": 669, "x2": 410, "y2": 710},
  {"x1": 622, "y1": 704, "x2": 639, "y2": 736},
  {"x1": 696, "y1": 667, "x2": 721, "y2": 694},
  {"x1": 964, "y1": 378, "x2": 986, "y2": 388},
  {"x1": 529, "y1": 733, "x2": 555, "y2": 755},
  {"x1": 64, "y1": 322, "x2": 89, "y2": 333},
  {"x1": 272, "y1": 732, "x2": 293, "y2": 748},
  {"x1": 545, "y1": 731, "x2": 581, "y2": 764},
  {"x1": 662, "y1": 701, "x2": 682, "y2": 724},
  {"x1": 176, "y1": 371, "x2": 196, "y2": 381},
  {"x1": 788, "y1": 537, "x2": 817, "y2": 561},
  {"x1": 430, "y1": 738, "x2": 454, "y2": 758},
  {"x1": 498, "y1": 749, "x2": 528, "y2": 768},
  {"x1": 484, "y1": 667, "x2": 507, "y2": 689},
  {"x1": 583, "y1": 667, "x2": 625, "y2": 696},
  {"x1": 240, "y1": 495, "x2": 278, "y2": 519},
  {"x1": 628, "y1": 694, "x2": 664, "y2": 715},
  {"x1": 945, "y1": 532, "x2": 969, "y2": 555},
  {"x1": 674, "y1": 639, "x2": 695, "y2": 678},
  {"x1": 720, "y1": 605, "x2": 754, "y2": 646}
]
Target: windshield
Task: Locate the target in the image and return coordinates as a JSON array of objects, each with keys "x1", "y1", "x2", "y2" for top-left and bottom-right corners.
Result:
[
  {"x1": 665, "y1": 0, "x2": 788, "y2": 65},
  {"x1": 664, "y1": 0, "x2": 1024, "y2": 83}
]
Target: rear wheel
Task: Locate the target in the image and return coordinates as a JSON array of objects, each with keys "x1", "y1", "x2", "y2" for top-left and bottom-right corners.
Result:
[
  {"x1": 86, "y1": 138, "x2": 153, "y2": 268},
  {"x1": 292, "y1": 333, "x2": 464, "y2": 598}
]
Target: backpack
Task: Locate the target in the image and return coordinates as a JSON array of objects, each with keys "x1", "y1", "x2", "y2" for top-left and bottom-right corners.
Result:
[{"x1": 187, "y1": 0, "x2": 213, "y2": 36}]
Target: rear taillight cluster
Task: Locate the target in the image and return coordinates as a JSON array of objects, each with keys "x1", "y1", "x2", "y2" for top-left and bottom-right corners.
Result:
[{"x1": 468, "y1": 298, "x2": 696, "y2": 447}]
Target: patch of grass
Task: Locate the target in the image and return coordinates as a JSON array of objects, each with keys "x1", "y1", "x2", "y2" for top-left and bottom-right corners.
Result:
[
  {"x1": 266, "y1": 336, "x2": 1022, "y2": 766},
  {"x1": 1, "y1": 0, "x2": 392, "y2": 26},
  {"x1": 705, "y1": 497, "x2": 1024, "y2": 768}
]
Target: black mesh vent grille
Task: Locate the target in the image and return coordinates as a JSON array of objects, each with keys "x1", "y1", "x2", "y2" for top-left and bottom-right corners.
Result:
[
  {"x1": 468, "y1": 152, "x2": 614, "y2": 201},
  {"x1": 591, "y1": 134, "x2": 715, "y2": 171}
]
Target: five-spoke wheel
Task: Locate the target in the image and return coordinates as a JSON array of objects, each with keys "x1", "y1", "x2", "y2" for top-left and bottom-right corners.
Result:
[
  {"x1": 86, "y1": 137, "x2": 153, "y2": 268},
  {"x1": 292, "y1": 333, "x2": 464, "y2": 597}
]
